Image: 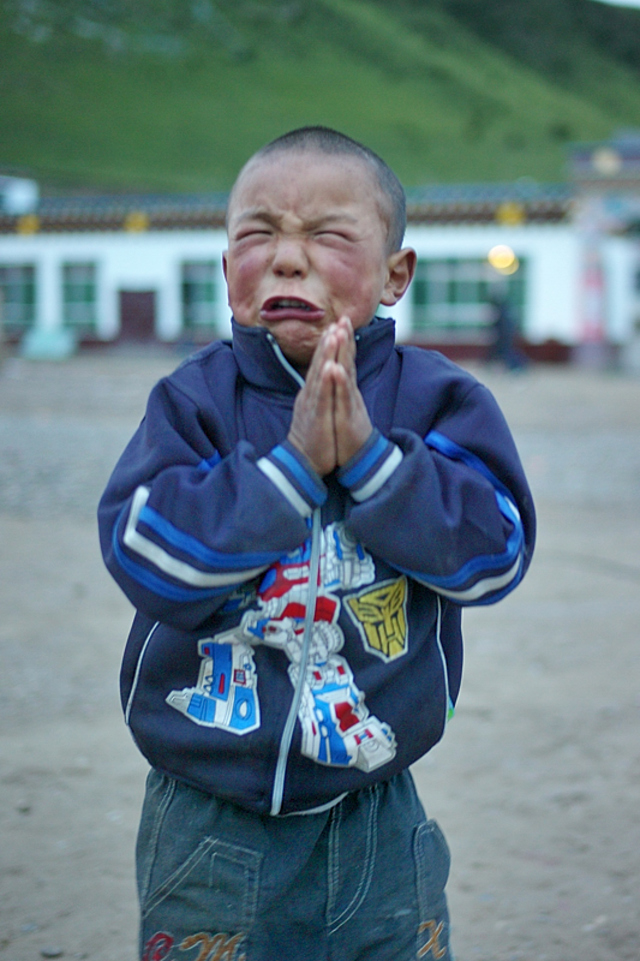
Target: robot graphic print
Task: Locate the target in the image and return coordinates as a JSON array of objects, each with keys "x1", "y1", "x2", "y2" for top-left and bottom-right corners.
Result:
[{"x1": 167, "y1": 523, "x2": 397, "y2": 773}]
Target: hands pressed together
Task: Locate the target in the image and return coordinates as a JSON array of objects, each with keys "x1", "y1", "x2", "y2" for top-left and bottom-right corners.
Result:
[{"x1": 287, "y1": 316, "x2": 373, "y2": 477}]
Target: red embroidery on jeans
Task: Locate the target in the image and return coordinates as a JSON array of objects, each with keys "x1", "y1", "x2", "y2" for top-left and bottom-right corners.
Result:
[
  {"x1": 418, "y1": 920, "x2": 447, "y2": 959},
  {"x1": 142, "y1": 932, "x2": 175, "y2": 961},
  {"x1": 179, "y1": 932, "x2": 245, "y2": 961}
]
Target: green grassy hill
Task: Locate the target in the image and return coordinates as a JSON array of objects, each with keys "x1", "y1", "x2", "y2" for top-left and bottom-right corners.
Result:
[{"x1": 1, "y1": 0, "x2": 640, "y2": 192}]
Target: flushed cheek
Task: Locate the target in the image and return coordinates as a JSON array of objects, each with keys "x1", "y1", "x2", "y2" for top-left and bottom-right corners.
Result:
[
  {"x1": 227, "y1": 253, "x2": 270, "y2": 314},
  {"x1": 320, "y1": 249, "x2": 384, "y2": 300},
  {"x1": 329, "y1": 268, "x2": 383, "y2": 317}
]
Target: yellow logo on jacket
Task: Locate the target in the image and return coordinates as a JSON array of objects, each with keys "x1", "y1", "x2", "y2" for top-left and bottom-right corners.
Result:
[{"x1": 346, "y1": 576, "x2": 409, "y2": 662}]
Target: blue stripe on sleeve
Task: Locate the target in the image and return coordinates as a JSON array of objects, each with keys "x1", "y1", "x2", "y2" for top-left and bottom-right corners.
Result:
[
  {"x1": 471, "y1": 578, "x2": 523, "y2": 606},
  {"x1": 338, "y1": 433, "x2": 389, "y2": 488},
  {"x1": 394, "y1": 551, "x2": 524, "y2": 606},
  {"x1": 138, "y1": 505, "x2": 283, "y2": 570},
  {"x1": 412, "y1": 429, "x2": 526, "y2": 600},
  {"x1": 270, "y1": 445, "x2": 326, "y2": 503},
  {"x1": 197, "y1": 451, "x2": 222, "y2": 473},
  {"x1": 406, "y1": 521, "x2": 523, "y2": 590},
  {"x1": 425, "y1": 430, "x2": 512, "y2": 499},
  {"x1": 112, "y1": 526, "x2": 232, "y2": 602}
]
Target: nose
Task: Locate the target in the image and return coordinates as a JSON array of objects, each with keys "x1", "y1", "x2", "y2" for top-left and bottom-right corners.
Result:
[{"x1": 271, "y1": 236, "x2": 308, "y2": 278}]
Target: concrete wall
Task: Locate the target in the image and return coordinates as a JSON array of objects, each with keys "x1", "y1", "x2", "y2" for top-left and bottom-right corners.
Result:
[
  {"x1": 0, "y1": 230, "x2": 229, "y2": 342},
  {"x1": 1, "y1": 222, "x2": 638, "y2": 346},
  {"x1": 602, "y1": 236, "x2": 640, "y2": 345},
  {"x1": 386, "y1": 223, "x2": 582, "y2": 345}
]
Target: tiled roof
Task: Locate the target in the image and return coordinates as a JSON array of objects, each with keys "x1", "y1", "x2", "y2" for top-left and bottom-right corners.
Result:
[
  {"x1": 406, "y1": 182, "x2": 572, "y2": 225},
  {"x1": 0, "y1": 182, "x2": 574, "y2": 234},
  {"x1": 0, "y1": 192, "x2": 228, "y2": 234}
]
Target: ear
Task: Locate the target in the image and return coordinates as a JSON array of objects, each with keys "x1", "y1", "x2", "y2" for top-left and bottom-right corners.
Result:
[
  {"x1": 380, "y1": 247, "x2": 417, "y2": 306},
  {"x1": 222, "y1": 250, "x2": 229, "y2": 281}
]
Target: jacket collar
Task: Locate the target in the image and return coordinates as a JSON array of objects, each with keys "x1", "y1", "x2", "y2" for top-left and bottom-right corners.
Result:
[{"x1": 231, "y1": 316, "x2": 396, "y2": 393}]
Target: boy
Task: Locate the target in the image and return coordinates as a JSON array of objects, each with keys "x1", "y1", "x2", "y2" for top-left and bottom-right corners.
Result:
[{"x1": 98, "y1": 127, "x2": 535, "y2": 961}]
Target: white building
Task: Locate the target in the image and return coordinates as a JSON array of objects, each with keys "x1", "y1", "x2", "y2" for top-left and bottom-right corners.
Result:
[{"x1": 1, "y1": 148, "x2": 639, "y2": 362}]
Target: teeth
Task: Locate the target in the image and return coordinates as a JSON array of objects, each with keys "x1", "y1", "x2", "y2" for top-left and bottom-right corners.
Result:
[{"x1": 271, "y1": 299, "x2": 311, "y2": 309}]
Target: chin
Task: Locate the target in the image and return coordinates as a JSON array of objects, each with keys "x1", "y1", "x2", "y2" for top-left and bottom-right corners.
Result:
[{"x1": 269, "y1": 325, "x2": 318, "y2": 368}]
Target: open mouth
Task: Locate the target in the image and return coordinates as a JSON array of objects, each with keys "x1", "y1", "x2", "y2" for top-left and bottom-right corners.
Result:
[{"x1": 260, "y1": 297, "x2": 325, "y2": 321}]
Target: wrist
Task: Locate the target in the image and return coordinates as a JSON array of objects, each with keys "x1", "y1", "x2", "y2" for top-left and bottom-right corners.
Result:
[{"x1": 287, "y1": 432, "x2": 326, "y2": 476}]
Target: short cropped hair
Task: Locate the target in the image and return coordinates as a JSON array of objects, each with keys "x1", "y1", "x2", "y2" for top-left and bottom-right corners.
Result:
[{"x1": 233, "y1": 126, "x2": 406, "y2": 253}]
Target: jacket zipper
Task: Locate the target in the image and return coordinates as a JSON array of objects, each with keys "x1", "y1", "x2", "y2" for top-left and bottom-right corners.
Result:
[
  {"x1": 270, "y1": 507, "x2": 322, "y2": 816},
  {"x1": 266, "y1": 332, "x2": 320, "y2": 815},
  {"x1": 266, "y1": 332, "x2": 306, "y2": 389}
]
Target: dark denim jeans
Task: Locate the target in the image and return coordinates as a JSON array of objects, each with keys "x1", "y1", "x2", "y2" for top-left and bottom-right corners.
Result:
[{"x1": 136, "y1": 768, "x2": 451, "y2": 961}]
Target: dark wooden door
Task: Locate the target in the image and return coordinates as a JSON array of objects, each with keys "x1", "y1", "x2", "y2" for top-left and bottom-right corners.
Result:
[{"x1": 118, "y1": 290, "x2": 156, "y2": 341}]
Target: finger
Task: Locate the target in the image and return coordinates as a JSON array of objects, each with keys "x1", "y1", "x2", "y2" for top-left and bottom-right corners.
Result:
[
  {"x1": 318, "y1": 358, "x2": 337, "y2": 408},
  {"x1": 332, "y1": 363, "x2": 359, "y2": 432},
  {"x1": 310, "y1": 356, "x2": 338, "y2": 422},
  {"x1": 305, "y1": 324, "x2": 339, "y2": 385},
  {"x1": 305, "y1": 357, "x2": 335, "y2": 419},
  {"x1": 333, "y1": 367, "x2": 373, "y2": 464},
  {"x1": 302, "y1": 327, "x2": 334, "y2": 393},
  {"x1": 336, "y1": 318, "x2": 356, "y2": 375},
  {"x1": 288, "y1": 359, "x2": 337, "y2": 474},
  {"x1": 332, "y1": 362, "x2": 351, "y2": 414}
]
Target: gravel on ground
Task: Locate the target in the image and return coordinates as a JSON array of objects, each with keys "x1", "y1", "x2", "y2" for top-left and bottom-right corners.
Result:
[{"x1": 1, "y1": 349, "x2": 639, "y2": 961}]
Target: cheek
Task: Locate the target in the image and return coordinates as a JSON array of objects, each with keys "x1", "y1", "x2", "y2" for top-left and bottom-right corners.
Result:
[
  {"x1": 326, "y1": 253, "x2": 384, "y2": 305},
  {"x1": 227, "y1": 250, "x2": 269, "y2": 305},
  {"x1": 322, "y1": 251, "x2": 361, "y2": 289}
]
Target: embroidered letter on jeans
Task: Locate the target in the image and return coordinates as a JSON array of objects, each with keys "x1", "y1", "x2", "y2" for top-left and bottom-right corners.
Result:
[
  {"x1": 142, "y1": 932, "x2": 174, "y2": 961},
  {"x1": 180, "y1": 931, "x2": 246, "y2": 961},
  {"x1": 142, "y1": 931, "x2": 246, "y2": 961},
  {"x1": 418, "y1": 920, "x2": 447, "y2": 959}
]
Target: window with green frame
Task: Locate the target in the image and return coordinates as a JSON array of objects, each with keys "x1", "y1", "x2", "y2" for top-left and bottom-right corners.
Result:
[
  {"x1": 63, "y1": 262, "x2": 97, "y2": 331},
  {"x1": 0, "y1": 264, "x2": 36, "y2": 330},
  {"x1": 411, "y1": 257, "x2": 527, "y2": 337},
  {"x1": 182, "y1": 261, "x2": 217, "y2": 330}
]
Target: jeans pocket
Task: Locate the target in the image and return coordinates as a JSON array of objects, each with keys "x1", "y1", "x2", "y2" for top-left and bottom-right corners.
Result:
[
  {"x1": 142, "y1": 836, "x2": 263, "y2": 931},
  {"x1": 413, "y1": 819, "x2": 451, "y2": 959},
  {"x1": 136, "y1": 772, "x2": 178, "y2": 909}
]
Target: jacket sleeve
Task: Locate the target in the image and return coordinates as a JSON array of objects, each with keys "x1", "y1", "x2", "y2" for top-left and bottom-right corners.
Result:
[
  {"x1": 98, "y1": 377, "x2": 327, "y2": 630},
  {"x1": 337, "y1": 381, "x2": 535, "y2": 606}
]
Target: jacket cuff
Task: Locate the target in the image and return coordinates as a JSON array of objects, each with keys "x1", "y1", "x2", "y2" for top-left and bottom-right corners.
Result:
[
  {"x1": 256, "y1": 440, "x2": 327, "y2": 518},
  {"x1": 337, "y1": 429, "x2": 403, "y2": 502}
]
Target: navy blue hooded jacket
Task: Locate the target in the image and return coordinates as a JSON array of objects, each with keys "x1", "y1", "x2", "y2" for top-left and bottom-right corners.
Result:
[{"x1": 98, "y1": 317, "x2": 535, "y2": 816}]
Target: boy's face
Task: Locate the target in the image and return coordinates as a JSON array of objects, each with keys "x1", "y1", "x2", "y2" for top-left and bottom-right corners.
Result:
[{"x1": 223, "y1": 151, "x2": 411, "y2": 370}]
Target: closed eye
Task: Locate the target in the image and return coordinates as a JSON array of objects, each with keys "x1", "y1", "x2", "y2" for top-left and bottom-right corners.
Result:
[
  {"x1": 315, "y1": 229, "x2": 353, "y2": 242},
  {"x1": 234, "y1": 227, "x2": 273, "y2": 241}
]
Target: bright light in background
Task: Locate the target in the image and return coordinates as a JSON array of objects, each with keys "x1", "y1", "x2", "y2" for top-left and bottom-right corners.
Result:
[
  {"x1": 488, "y1": 245, "x2": 520, "y2": 275},
  {"x1": 591, "y1": 146, "x2": 622, "y2": 176}
]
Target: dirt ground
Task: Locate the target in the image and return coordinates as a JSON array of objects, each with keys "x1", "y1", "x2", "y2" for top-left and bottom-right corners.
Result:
[{"x1": 0, "y1": 350, "x2": 639, "y2": 961}]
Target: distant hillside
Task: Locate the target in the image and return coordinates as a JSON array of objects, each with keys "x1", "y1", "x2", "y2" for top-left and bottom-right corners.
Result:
[{"x1": 1, "y1": 0, "x2": 640, "y2": 192}]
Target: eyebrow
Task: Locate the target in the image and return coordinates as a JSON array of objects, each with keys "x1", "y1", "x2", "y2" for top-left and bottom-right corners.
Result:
[
  {"x1": 234, "y1": 208, "x2": 276, "y2": 226},
  {"x1": 312, "y1": 213, "x2": 360, "y2": 229},
  {"x1": 233, "y1": 209, "x2": 360, "y2": 229}
]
